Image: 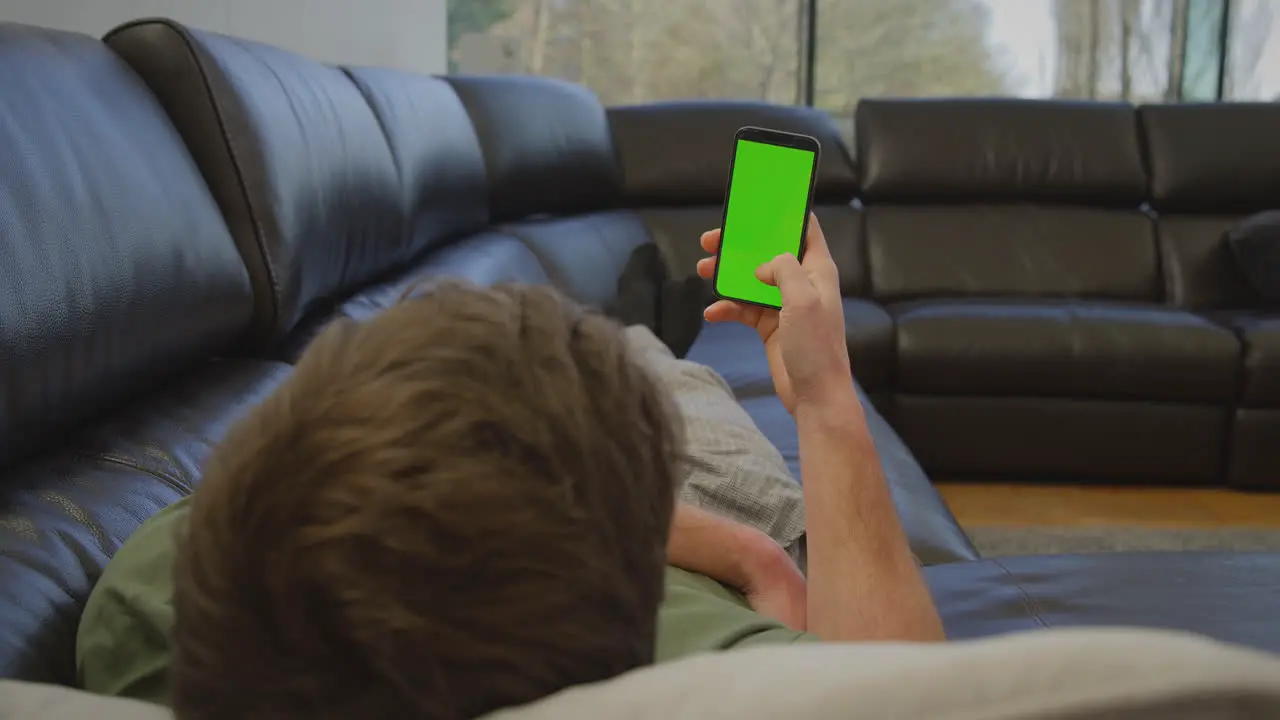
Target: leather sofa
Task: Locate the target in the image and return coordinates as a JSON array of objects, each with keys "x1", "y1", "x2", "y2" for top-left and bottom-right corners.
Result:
[{"x1": 1, "y1": 18, "x2": 1278, "y2": 689}]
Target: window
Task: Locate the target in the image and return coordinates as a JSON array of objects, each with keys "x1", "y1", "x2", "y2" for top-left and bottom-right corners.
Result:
[
  {"x1": 448, "y1": 0, "x2": 806, "y2": 106},
  {"x1": 815, "y1": 0, "x2": 1181, "y2": 110},
  {"x1": 1224, "y1": 0, "x2": 1280, "y2": 100},
  {"x1": 1181, "y1": 0, "x2": 1226, "y2": 101},
  {"x1": 447, "y1": 0, "x2": 1276, "y2": 116}
]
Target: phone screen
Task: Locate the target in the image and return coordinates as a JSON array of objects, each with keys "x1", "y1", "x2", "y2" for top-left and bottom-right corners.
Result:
[{"x1": 715, "y1": 135, "x2": 819, "y2": 309}]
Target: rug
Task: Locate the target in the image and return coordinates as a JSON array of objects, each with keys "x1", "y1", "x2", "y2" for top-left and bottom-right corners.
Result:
[{"x1": 966, "y1": 525, "x2": 1280, "y2": 557}]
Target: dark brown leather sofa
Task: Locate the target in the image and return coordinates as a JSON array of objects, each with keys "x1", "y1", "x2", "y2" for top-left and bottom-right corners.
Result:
[{"x1": 1, "y1": 19, "x2": 1278, "y2": 688}]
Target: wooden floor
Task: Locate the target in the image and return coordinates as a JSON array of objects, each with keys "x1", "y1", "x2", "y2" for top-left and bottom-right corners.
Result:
[{"x1": 935, "y1": 483, "x2": 1280, "y2": 529}]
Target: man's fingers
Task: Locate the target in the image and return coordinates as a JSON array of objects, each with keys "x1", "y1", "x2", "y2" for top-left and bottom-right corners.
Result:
[
  {"x1": 801, "y1": 213, "x2": 841, "y2": 286},
  {"x1": 696, "y1": 256, "x2": 716, "y2": 280},
  {"x1": 801, "y1": 213, "x2": 832, "y2": 263},
  {"x1": 700, "y1": 229, "x2": 722, "y2": 254},
  {"x1": 703, "y1": 299, "x2": 743, "y2": 323},
  {"x1": 755, "y1": 252, "x2": 804, "y2": 289}
]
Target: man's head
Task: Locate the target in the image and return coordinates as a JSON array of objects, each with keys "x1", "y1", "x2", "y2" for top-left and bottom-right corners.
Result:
[{"x1": 171, "y1": 283, "x2": 683, "y2": 720}]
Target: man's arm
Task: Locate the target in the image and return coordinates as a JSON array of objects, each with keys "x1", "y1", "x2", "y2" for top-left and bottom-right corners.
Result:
[
  {"x1": 796, "y1": 391, "x2": 945, "y2": 643},
  {"x1": 667, "y1": 503, "x2": 807, "y2": 630}
]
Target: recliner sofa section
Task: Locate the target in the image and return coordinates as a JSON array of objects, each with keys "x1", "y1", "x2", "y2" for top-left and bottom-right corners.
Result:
[
  {"x1": 1140, "y1": 102, "x2": 1280, "y2": 490},
  {"x1": 854, "y1": 99, "x2": 1246, "y2": 486}
]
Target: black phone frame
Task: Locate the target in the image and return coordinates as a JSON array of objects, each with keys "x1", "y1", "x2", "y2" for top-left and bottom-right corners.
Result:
[{"x1": 712, "y1": 126, "x2": 822, "y2": 311}]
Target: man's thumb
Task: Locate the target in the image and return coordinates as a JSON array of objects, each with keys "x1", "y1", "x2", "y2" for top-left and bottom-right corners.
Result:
[{"x1": 756, "y1": 252, "x2": 805, "y2": 292}]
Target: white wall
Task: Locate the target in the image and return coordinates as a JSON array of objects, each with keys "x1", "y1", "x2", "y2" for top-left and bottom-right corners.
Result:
[{"x1": 0, "y1": 0, "x2": 448, "y2": 75}]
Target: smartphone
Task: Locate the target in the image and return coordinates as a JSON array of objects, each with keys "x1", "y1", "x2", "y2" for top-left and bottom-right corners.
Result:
[{"x1": 713, "y1": 127, "x2": 821, "y2": 310}]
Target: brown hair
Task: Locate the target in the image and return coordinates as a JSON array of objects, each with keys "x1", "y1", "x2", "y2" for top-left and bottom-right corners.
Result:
[{"x1": 171, "y1": 283, "x2": 683, "y2": 720}]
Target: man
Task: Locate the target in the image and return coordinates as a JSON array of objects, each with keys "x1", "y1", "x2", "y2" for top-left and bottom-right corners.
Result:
[{"x1": 76, "y1": 218, "x2": 941, "y2": 719}]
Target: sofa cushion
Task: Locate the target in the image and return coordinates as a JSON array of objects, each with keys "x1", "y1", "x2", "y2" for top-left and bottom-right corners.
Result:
[
  {"x1": 892, "y1": 300, "x2": 1240, "y2": 404},
  {"x1": 9, "y1": 627, "x2": 1280, "y2": 720},
  {"x1": 1219, "y1": 312, "x2": 1280, "y2": 407},
  {"x1": 927, "y1": 551, "x2": 1280, "y2": 654},
  {"x1": 842, "y1": 299, "x2": 894, "y2": 393},
  {"x1": 1157, "y1": 215, "x2": 1258, "y2": 310},
  {"x1": 686, "y1": 322, "x2": 978, "y2": 566},
  {"x1": 446, "y1": 75, "x2": 621, "y2": 222},
  {"x1": 0, "y1": 23, "x2": 254, "y2": 469},
  {"x1": 0, "y1": 360, "x2": 291, "y2": 683},
  {"x1": 275, "y1": 232, "x2": 553, "y2": 359},
  {"x1": 865, "y1": 206, "x2": 1161, "y2": 302},
  {"x1": 1226, "y1": 212, "x2": 1280, "y2": 304},
  {"x1": 106, "y1": 19, "x2": 405, "y2": 342},
  {"x1": 487, "y1": 627, "x2": 1280, "y2": 720},
  {"x1": 1229, "y1": 409, "x2": 1280, "y2": 490},
  {"x1": 500, "y1": 211, "x2": 653, "y2": 310},
  {"x1": 607, "y1": 102, "x2": 857, "y2": 207}
]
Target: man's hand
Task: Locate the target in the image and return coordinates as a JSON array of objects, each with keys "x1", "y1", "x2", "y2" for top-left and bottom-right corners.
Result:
[
  {"x1": 695, "y1": 217, "x2": 946, "y2": 643},
  {"x1": 667, "y1": 504, "x2": 807, "y2": 630},
  {"x1": 696, "y1": 216, "x2": 851, "y2": 416}
]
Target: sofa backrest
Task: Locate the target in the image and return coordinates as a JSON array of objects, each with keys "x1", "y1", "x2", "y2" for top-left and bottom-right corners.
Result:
[
  {"x1": 105, "y1": 19, "x2": 410, "y2": 343},
  {"x1": 607, "y1": 102, "x2": 868, "y2": 296},
  {"x1": 0, "y1": 22, "x2": 264, "y2": 682},
  {"x1": 1140, "y1": 103, "x2": 1280, "y2": 310},
  {"x1": 446, "y1": 75, "x2": 623, "y2": 224},
  {"x1": 0, "y1": 22, "x2": 254, "y2": 470},
  {"x1": 344, "y1": 67, "x2": 491, "y2": 253},
  {"x1": 857, "y1": 99, "x2": 1159, "y2": 303}
]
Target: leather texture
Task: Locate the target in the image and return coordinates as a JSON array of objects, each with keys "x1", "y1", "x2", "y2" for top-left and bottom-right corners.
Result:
[
  {"x1": 857, "y1": 99, "x2": 1147, "y2": 204},
  {"x1": 1225, "y1": 211, "x2": 1280, "y2": 303},
  {"x1": 345, "y1": 67, "x2": 491, "y2": 251},
  {"x1": 500, "y1": 211, "x2": 654, "y2": 310},
  {"x1": 891, "y1": 395, "x2": 1229, "y2": 484},
  {"x1": 927, "y1": 552, "x2": 1280, "y2": 653},
  {"x1": 865, "y1": 206, "x2": 1161, "y2": 302},
  {"x1": 0, "y1": 24, "x2": 253, "y2": 469},
  {"x1": 107, "y1": 20, "x2": 405, "y2": 342},
  {"x1": 1158, "y1": 215, "x2": 1258, "y2": 310},
  {"x1": 1228, "y1": 409, "x2": 1280, "y2": 489},
  {"x1": 446, "y1": 75, "x2": 622, "y2": 222},
  {"x1": 0, "y1": 358, "x2": 291, "y2": 683},
  {"x1": 1141, "y1": 103, "x2": 1280, "y2": 213},
  {"x1": 608, "y1": 102, "x2": 858, "y2": 206},
  {"x1": 892, "y1": 299, "x2": 1240, "y2": 404},
  {"x1": 1220, "y1": 312, "x2": 1280, "y2": 407}
]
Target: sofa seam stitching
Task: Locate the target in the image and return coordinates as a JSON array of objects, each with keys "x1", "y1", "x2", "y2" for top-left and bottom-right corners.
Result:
[{"x1": 991, "y1": 558, "x2": 1052, "y2": 629}]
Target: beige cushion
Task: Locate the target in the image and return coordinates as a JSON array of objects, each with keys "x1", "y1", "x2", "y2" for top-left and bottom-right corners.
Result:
[
  {"x1": 487, "y1": 628, "x2": 1280, "y2": 720},
  {"x1": 0, "y1": 680, "x2": 169, "y2": 719},
  {"x1": 4, "y1": 628, "x2": 1279, "y2": 719}
]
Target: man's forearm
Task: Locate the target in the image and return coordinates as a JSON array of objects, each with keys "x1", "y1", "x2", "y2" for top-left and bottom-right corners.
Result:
[
  {"x1": 667, "y1": 503, "x2": 789, "y2": 592},
  {"x1": 795, "y1": 390, "x2": 945, "y2": 643}
]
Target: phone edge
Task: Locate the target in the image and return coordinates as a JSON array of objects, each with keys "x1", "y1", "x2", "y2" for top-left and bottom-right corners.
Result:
[{"x1": 712, "y1": 127, "x2": 823, "y2": 311}]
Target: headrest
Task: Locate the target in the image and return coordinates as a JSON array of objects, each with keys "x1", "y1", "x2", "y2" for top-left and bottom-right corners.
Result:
[
  {"x1": 607, "y1": 102, "x2": 858, "y2": 206},
  {"x1": 107, "y1": 19, "x2": 404, "y2": 341},
  {"x1": 446, "y1": 75, "x2": 621, "y2": 222},
  {"x1": 857, "y1": 99, "x2": 1147, "y2": 205},
  {"x1": 1140, "y1": 103, "x2": 1280, "y2": 213}
]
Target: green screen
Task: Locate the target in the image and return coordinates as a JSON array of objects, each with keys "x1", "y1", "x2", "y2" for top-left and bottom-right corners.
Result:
[{"x1": 715, "y1": 139, "x2": 816, "y2": 308}]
